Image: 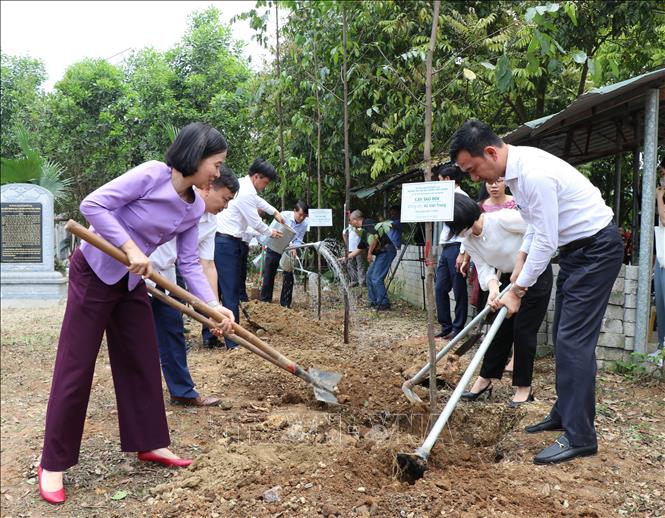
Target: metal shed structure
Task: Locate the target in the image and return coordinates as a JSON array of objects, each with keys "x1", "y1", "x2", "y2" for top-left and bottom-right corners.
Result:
[
  {"x1": 503, "y1": 67, "x2": 664, "y2": 353},
  {"x1": 353, "y1": 67, "x2": 664, "y2": 352}
]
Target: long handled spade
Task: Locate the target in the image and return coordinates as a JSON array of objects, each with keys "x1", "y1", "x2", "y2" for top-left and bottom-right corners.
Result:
[
  {"x1": 402, "y1": 284, "x2": 512, "y2": 404},
  {"x1": 65, "y1": 220, "x2": 342, "y2": 405},
  {"x1": 396, "y1": 306, "x2": 508, "y2": 483}
]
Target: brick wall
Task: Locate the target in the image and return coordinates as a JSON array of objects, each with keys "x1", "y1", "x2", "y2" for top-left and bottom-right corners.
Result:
[{"x1": 389, "y1": 245, "x2": 640, "y2": 369}]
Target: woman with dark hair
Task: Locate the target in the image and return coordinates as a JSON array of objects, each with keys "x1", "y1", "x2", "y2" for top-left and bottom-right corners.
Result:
[
  {"x1": 467, "y1": 178, "x2": 518, "y2": 369},
  {"x1": 446, "y1": 193, "x2": 553, "y2": 406},
  {"x1": 38, "y1": 122, "x2": 235, "y2": 505},
  {"x1": 477, "y1": 177, "x2": 516, "y2": 212}
]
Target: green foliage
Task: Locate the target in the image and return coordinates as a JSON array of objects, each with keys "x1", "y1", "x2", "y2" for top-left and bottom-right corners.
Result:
[
  {"x1": 609, "y1": 350, "x2": 665, "y2": 380},
  {"x1": 0, "y1": 125, "x2": 71, "y2": 204},
  {"x1": 0, "y1": 53, "x2": 46, "y2": 157},
  {"x1": 1, "y1": 1, "x2": 663, "y2": 226}
]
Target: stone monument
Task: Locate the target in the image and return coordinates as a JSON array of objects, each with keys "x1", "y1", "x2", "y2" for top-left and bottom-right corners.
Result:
[{"x1": 1, "y1": 183, "x2": 67, "y2": 307}]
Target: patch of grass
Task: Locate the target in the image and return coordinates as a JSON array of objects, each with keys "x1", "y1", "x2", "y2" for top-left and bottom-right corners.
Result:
[
  {"x1": 608, "y1": 351, "x2": 664, "y2": 381},
  {"x1": 625, "y1": 423, "x2": 662, "y2": 446}
]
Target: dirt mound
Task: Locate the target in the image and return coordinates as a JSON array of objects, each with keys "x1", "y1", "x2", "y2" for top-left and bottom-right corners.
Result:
[{"x1": 2, "y1": 301, "x2": 664, "y2": 517}]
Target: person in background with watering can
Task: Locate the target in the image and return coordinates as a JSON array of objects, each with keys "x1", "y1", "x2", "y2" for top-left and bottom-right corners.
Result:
[
  {"x1": 149, "y1": 166, "x2": 239, "y2": 406},
  {"x1": 38, "y1": 123, "x2": 235, "y2": 505},
  {"x1": 346, "y1": 209, "x2": 397, "y2": 311},
  {"x1": 214, "y1": 158, "x2": 284, "y2": 350},
  {"x1": 342, "y1": 212, "x2": 366, "y2": 287},
  {"x1": 260, "y1": 200, "x2": 309, "y2": 307},
  {"x1": 450, "y1": 119, "x2": 622, "y2": 465},
  {"x1": 237, "y1": 197, "x2": 283, "y2": 304}
]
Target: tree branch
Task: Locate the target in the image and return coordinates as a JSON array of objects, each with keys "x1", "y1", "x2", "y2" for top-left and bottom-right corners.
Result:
[{"x1": 375, "y1": 44, "x2": 425, "y2": 107}]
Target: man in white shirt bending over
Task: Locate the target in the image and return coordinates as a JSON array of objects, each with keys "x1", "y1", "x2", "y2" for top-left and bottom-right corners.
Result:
[
  {"x1": 343, "y1": 219, "x2": 365, "y2": 287},
  {"x1": 450, "y1": 120, "x2": 623, "y2": 465},
  {"x1": 215, "y1": 158, "x2": 283, "y2": 349},
  {"x1": 150, "y1": 167, "x2": 239, "y2": 406}
]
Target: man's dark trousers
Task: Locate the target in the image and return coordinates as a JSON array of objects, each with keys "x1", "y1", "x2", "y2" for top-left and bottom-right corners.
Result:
[
  {"x1": 151, "y1": 294, "x2": 198, "y2": 399},
  {"x1": 239, "y1": 241, "x2": 250, "y2": 302},
  {"x1": 214, "y1": 234, "x2": 242, "y2": 349},
  {"x1": 260, "y1": 249, "x2": 295, "y2": 307},
  {"x1": 435, "y1": 242, "x2": 468, "y2": 335},
  {"x1": 366, "y1": 244, "x2": 396, "y2": 306},
  {"x1": 549, "y1": 224, "x2": 623, "y2": 448}
]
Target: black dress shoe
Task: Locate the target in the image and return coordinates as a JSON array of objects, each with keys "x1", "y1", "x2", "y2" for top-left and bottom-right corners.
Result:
[
  {"x1": 525, "y1": 416, "x2": 564, "y2": 433},
  {"x1": 202, "y1": 336, "x2": 223, "y2": 349},
  {"x1": 533, "y1": 435, "x2": 597, "y2": 465},
  {"x1": 434, "y1": 329, "x2": 449, "y2": 338}
]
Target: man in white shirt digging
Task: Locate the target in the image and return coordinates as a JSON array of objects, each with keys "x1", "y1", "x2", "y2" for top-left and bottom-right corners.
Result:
[{"x1": 450, "y1": 120, "x2": 623, "y2": 465}]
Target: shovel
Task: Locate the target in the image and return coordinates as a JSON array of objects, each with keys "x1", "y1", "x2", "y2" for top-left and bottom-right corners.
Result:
[
  {"x1": 401, "y1": 284, "x2": 512, "y2": 404},
  {"x1": 396, "y1": 307, "x2": 508, "y2": 483},
  {"x1": 65, "y1": 220, "x2": 342, "y2": 405}
]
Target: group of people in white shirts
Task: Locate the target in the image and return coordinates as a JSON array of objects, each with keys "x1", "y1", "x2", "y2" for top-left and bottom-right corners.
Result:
[{"x1": 149, "y1": 119, "x2": 626, "y2": 467}]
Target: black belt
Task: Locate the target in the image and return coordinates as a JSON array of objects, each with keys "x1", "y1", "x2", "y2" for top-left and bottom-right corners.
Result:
[
  {"x1": 216, "y1": 232, "x2": 241, "y2": 241},
  {"x1": 441, "y1": 242, "x2": 461, "y2": 249},
  {"x1": 559, "y1": 223, "x2": 612, "y2": 255}
]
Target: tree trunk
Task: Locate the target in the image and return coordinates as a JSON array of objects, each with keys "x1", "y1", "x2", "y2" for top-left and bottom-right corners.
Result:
[
  {"x1": 314, "y1": 39, "x2": 323, "y2": 321},
  {"x1": 342, "y1": 4, "x2": 351, "y2": 215},
  {"x1": 342, "y1": 4, "x2": 351, "y2": 344},
  {"x1": 275, "y1": 4, "x2": 286, "y2": 210},
  {"x1": 424, "y1": 0, "x2": 441, "y2": 415}
]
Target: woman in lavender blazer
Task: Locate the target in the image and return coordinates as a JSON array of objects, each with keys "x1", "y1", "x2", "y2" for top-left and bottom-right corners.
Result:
[{"x1": 38, "y1": 123, "x2": 234, "y2": 505}]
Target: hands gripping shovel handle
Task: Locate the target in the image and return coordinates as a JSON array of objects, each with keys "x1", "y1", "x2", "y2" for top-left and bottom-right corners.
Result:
[
  {"x1": 64, "y1": 220, "x2": 342, "y2": 404},
  {"x1": 397, "y1": 289, "x2": 511, "y2": 483}
]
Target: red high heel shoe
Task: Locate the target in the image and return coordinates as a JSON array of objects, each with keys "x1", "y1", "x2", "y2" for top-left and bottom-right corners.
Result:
[
  {"x1": 137, "y1": 451, "x2": 192, "y2": 468},
  {"x1": 38, "y1": 465, "x2": 66, "y2": 505}
]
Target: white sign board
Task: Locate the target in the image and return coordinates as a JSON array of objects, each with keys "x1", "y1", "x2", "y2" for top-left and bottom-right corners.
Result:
[
  {"x1": 308, "y1": 208, "x2": 333, "y2": 227},
  {"x1": 400, "y1": 181, "x2": 455, "y2": 222}
]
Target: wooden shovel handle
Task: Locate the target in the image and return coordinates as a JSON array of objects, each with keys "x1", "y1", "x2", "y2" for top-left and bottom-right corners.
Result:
[
  {"x1": 146, "y1": 285, "x2": 280, "y2": 367},
  {"x1": 65, "y1": 219, "x2": 299, "y2": 373}
]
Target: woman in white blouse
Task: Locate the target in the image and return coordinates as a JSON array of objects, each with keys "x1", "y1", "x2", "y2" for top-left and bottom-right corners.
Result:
[{"x1": 448, "y1": 193, "x2": 553, "y2": 406}]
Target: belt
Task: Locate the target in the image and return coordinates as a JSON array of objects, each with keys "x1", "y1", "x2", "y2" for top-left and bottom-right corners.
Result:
[
  {"x1": 440, "y1": 242, "x2": 461, "y2": 249},
  {"x1": 559, "y1": 224, "x2": 612, "y2": 255},
  {"x1": 216, "y1": 232, "x2": 241, "y2": 241}
]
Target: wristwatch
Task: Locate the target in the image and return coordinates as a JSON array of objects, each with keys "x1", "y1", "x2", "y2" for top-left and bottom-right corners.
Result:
[{"x1": 511, "y1": 285, "x2": 528, "y2": 298}]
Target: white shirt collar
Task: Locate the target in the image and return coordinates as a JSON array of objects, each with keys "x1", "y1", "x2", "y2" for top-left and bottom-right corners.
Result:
[{"x1": 504, "y1": 145, "x2": 519, "y2": 182}]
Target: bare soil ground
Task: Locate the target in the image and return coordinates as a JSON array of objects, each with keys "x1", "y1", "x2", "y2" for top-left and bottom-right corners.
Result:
[{"x1": 1, "y1": 291, "x2": 664, "y2": 517}]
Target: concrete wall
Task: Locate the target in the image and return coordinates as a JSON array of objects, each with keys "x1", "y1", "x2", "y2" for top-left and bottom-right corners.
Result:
[{"x1": 389, "y1": 245, "x2": 641, "y2": 369}]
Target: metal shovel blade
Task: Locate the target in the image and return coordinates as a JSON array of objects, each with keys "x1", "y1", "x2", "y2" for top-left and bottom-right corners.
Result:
[
  {"x1": 308, "y1": 368, "x2": 343, "y2": 404},
  {"x1": 401, "y1": 380, "x2": 424, "y2": 405},
  {"x1": 396, "y1": 452, "x2": 427, "y2": 484}
]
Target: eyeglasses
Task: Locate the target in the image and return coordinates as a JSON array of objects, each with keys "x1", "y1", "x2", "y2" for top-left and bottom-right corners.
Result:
[{"x1": 487, "y1": 178, "x2": 505, "y2": 185}]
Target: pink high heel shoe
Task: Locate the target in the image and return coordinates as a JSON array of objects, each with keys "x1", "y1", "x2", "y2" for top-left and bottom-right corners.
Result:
[
  {"x1": 38, "y1": 465, "x2": 66, "y2": 505},
  {"x1": 137, "y1": 451, "x2": 192, "y2": 468}
]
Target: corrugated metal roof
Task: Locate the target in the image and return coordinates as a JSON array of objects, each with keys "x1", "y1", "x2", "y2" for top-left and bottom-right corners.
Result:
[{"x1": 503, "y1": 67, "x2": 665, "y2": 164}]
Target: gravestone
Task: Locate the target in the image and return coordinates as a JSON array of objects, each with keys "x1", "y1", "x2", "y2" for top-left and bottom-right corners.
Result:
[{"x1": 1, "y1": 183, "x2": 67, "y2": 307}]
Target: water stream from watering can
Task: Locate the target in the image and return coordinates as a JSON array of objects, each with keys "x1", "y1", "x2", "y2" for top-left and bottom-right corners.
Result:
[{"x1": 297, "y1": 239, "x2": 355, "y2": 309}]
